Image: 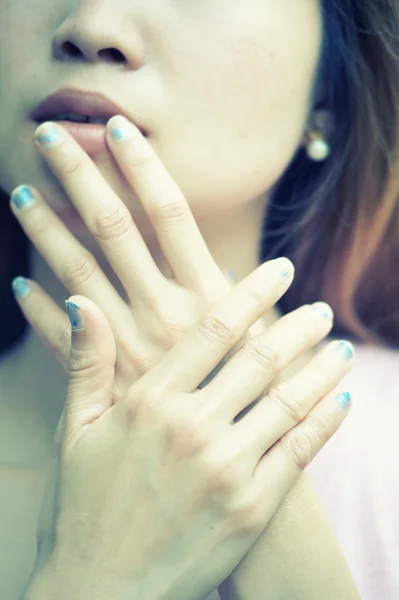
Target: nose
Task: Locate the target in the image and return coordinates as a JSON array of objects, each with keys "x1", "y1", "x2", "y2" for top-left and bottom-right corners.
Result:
[{"x1": 52, "y1": 3, "x2": 145, "y2": 69}]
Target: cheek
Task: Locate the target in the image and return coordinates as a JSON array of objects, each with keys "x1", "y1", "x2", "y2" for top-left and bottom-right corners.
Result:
[
  {"x1": 0, "y1": 0, "x2": 57, "y2": 192},
  {"x1": 156, "y1": 16, "x2": 322, "y2": 217}
]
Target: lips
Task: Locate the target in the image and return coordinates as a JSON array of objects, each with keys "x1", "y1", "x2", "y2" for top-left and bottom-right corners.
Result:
[{"x1": 30, "y1": 87, "x2": 148, "y2": 135}]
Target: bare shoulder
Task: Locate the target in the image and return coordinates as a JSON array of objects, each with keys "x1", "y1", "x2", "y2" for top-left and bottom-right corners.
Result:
[{"x1": 0, "y1": 465, "x2": 49, "y2": 600}]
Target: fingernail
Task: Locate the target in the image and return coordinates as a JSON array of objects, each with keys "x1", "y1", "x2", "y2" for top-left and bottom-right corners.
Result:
[
  {"x1": 337, "y1": 340, "x2": 354, "y2": 361},
  {"x1": 274, "y1": 257, "x2": 294, "y2": 283},
  {"x1": 335, "y1": 391, "x2": 352, "y2": 409},
  {"x1": 12, "y1": 276, "x2": 31, "y2": 299},
  {"x1": 11, "y1": 185, "x2": 36, "y2": 210},
  {"x1": 109, "y1": 115, "x2": 135, "y2": 141},
  {"x1": 311, "y1": 302, "x2": 334, "y2": 320},
  {"x1": 35, "y1": 122, "x2": 63, "y2": 149},
  {"x1": 65, "y1": 301, "x2": 86, "y2": 331}
]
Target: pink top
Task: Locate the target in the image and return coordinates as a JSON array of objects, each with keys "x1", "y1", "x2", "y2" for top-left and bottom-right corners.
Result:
[{"x1": 306, "y1": 339, "x2": 399, "y2": 599}]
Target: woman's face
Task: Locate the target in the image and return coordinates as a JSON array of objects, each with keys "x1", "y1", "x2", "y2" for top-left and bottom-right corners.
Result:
[{"x1": 0, "y1": 0, "x2": 322, "y2": 234}]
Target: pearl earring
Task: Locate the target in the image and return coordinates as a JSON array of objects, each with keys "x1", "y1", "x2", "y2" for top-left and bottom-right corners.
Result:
[
  {"x1": 305, "y1": 109, "x2": 333, "y2": 162},
  {"x1": 306, "y1": 132, "x2": 331, "y2": 162}
]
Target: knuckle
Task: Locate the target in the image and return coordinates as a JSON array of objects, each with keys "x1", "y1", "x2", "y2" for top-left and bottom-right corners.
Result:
[
  {"x1": 131, "y1": 384, "x2": 172, "y2": 425},
  {"x1": 133, "y1": 391, "x2": 210, "y2": 453},
  {"x1": 205, "y1": 456, "x2": 240, "y2": 496},
  {"x1": 151, "y1": 303, "x2": 197, "y2": 348},
  {"x1": 175, "y1": 419, "x2": 210, "y2": 454},
  {"x1": 163, "y1": 404, "x2": 211, "y2": 454},
  {"x1": 61, "y1": 253, "x2": 98, "y2": 288},
  {"x1": 135, "y1": 387, "x2": 165, "y2": 415},
  {"x1": 306, "y1": 412, "x2": 331, "y2": 447},
  {"x1": 152, "y1": 201, "x2": 187, "y2": 224},
  {"x1": 68, "y1": 346, "x2": 103, "y2": 378},
  {"x1": 199, "y1": 314, "x2": 238, "y2": 348},
  {"x1": 58, "y1": 155, "x2": 85, "y2": 178},
  {"x1": 280, "y1": 425, "x2": 318, "y2": 470},
  {"x1": 93, "y1": 206, "x2": 133, "y2": 241},
  {"x1": 231, "y1": 495, "x2": 262, "y2": 534},
  {"x1": 241, "y1": 338, "x2": 280, "y2": 377},
  {"x1": 266, "y1": 386, "x2": 305, "y2": 425},
  {"x1": 157, "y1": 317, "x2": 188, "y2": 348}
]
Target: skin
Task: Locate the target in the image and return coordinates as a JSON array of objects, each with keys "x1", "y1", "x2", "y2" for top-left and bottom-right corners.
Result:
[
  {"x1": 0, "y1": 0, "x2": 322, "y2": 441},
  {"x1": 0, "y1": 0, "x2": 361, "y2": 599}
]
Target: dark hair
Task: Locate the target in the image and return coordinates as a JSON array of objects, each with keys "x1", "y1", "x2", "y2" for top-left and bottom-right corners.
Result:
[
  {"x1": 1, "y1": 0, "x2": 399, "y2": 356},
  {"x1": 263, "y1": 0, "x2": 399, "y2": 348}
]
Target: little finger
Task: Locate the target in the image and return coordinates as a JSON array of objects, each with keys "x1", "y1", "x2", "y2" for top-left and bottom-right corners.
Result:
[
  {"x1": 201, "y1": 302, "x2": 335, "y2": 420},
  {"x1": 9, "y1": 185, "x2": 135, "y2": 343},
  {"x1": 11, "y1": 276, "x2": 71, "y2": 369},
  {"x1": 233, "y1": 339, "x2": 354, "y2": 465},
  {"x1": 252, "y1": 386, "x2": 353, "y2": 516}
]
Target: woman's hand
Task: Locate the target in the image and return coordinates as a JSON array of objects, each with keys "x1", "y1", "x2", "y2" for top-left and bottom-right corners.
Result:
[
  {"x1": 26, "y1": 267, "x2": 353, "y2": 600},
  {"x1": 11, "y1": 115, "x2": 258, "y2": 406}
]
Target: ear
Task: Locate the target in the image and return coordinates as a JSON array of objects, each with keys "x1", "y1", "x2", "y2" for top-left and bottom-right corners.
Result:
[{"x1": 300, "y1": 109, "x2": 334, "y2": 148}]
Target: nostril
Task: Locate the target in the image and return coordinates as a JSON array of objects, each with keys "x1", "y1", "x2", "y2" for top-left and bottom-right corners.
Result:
[
  {"x1": 59, "y1": 41, "x2": 81, "y2": 58},
  {"x1": 98, "y1": 48, "x2": 126, "y2": 63}
]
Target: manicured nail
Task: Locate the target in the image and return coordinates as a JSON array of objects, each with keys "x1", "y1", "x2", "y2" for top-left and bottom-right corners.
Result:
[
  {"x1": 311, "y1": 302, "x2": 334, "y2": 320},
  {"x1": 11, "y1": 185, "x2": 36, "y2": 210},
  {"x1": 109, "y1": 115, "x2": 135, "y2": 141},
  {"x1": 275, "y1": 257, "x2": 294, "y2": 283},
  {"x1": 35, "y1": 122, "x2": 63, "y2": 149},
  {"x1": 12, "y1": 276, "x2": 31, "y2": 299},
  {"x1": 337, "y1": 340, "x2": 354, "y2": 361},
  {"x1": 335, "y1": 391, "x2": 352, "y2": 409},
  {"x1": 65, "y1": 301, "x2": 86, "y2": 331}
]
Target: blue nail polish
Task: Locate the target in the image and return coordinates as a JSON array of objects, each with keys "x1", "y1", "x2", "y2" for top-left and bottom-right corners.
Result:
[
  {"x1": 312, "y1": 302, "x2": 333, "y2": 320},
  {"x1": 338, "y1": 341, "x2": 354, "y2": 361},
  {"x1": 11, "y1": 186, "x2": 36, "y2": 210},
  {"x1": 274, "y1": 258, "x2": 294, "y2": 283},
  {"x1": 65, "y1": 301, "x2": 86, "y2": 331},
  {"x1": 35, "y1": 123, "x2": 63, "y2": 149},
  {"x1": 12, "y1": 276, "x2": 31, "y2": 299},
  {"x1": 110, "y1": 116, "x2": 134, "y2": 141},
  {"x1": 336, "y1": 391, "x2": 352, "y2": 409}
]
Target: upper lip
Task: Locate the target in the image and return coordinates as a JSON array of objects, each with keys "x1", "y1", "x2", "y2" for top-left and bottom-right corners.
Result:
[{"x1": 30, "y1": 87, "x2": 147, "y2": 132}]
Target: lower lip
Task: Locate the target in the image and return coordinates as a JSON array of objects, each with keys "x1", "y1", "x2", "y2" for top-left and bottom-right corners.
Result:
[{"x1": 53, "y1": 121, "x2": 108, "y2": 155}]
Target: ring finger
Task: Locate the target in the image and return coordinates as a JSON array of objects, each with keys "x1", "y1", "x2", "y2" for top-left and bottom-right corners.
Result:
[
  {"x1": 9, "y1": 185, "x2": 136, "y2": 341},
  {"x1": 233, "y1": 337, "x2": 354, "y2": 465},
  {"x1": 201, "y1": 301, "x2": 336, "y2": 419},
  {"x1": 33, "y1": 121, "x2": 167, "y2": 305}
]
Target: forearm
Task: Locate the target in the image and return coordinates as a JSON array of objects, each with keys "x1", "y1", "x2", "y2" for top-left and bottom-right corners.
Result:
[{"x1": 218, "y1": 473, "x2": 361, "y2": 600}]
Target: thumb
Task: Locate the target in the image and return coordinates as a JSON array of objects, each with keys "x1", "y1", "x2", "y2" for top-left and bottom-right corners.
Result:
[{"x1": 62, "y1": 295, "x2": 116, "y2": 450}]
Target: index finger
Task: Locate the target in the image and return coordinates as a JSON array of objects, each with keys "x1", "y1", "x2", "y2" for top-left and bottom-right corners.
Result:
[
  {"x1": 106, "y1": 115, "x2": 223, "y2": 293},
  {"x1": 134, "y1": 258, "x2": 295, "y2": 395}
]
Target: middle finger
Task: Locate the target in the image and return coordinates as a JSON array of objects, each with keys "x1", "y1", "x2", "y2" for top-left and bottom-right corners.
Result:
[
  {"x1": 33, "y1": 121, "x2": 167, "y2": 305},
  {"x1": 9, "y1": 185, "x2": 137, "y2": 345},
  {"x1": 202, "y1": 302, "x2": 335, "y2": 421},
  {"x1": 105, "y1": 115, "x2": 223, "y2": 293}
]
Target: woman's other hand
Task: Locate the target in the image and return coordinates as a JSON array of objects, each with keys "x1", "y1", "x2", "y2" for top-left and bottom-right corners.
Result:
[
  {"x1": 10, "y1": 116, "x2": 246, "y2": 404},
  {"x1": 27, "y1": 261, "x2": 354, "y2": 600}
]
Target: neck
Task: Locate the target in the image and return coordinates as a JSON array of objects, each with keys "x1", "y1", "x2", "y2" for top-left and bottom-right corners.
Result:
[{"x1": 2, "y1": 194, "x2": 279, "y2": 455}]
